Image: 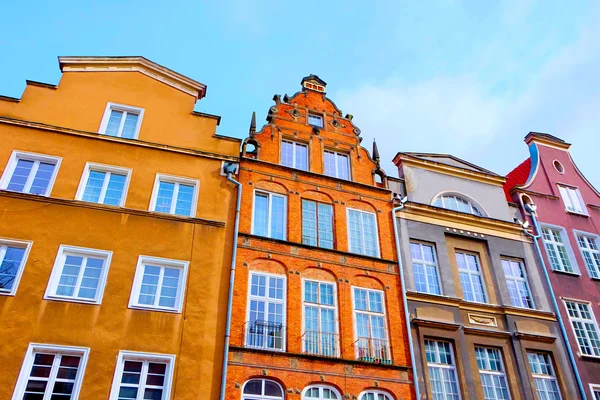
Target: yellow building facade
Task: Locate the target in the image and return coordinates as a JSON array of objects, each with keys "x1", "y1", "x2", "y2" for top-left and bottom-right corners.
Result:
[{"x1": 0, "y1": 57, "x2": 240, "y2": 399}]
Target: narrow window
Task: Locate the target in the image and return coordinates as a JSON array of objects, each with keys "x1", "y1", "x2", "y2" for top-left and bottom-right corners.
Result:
[
  {"x1": 576, "y1": 234, "x2": 600, "y2": 279},
  {"x1": 243, "y1": 379, "x2": 283, "y2": 400},
  {"x1": 456, "y1": 252, "x2": 487, "y2": 303},
  {"x1": 281, "y1": 140, "x2": 308, "y2": 171},
  {"x1": 324, "y1": 151, "x2": 350, "y2": 180},
  {"x1": 150, "y1": 174, "x2": 199, "y2": 217},
  {"x1": 304, "y1": 385, "x2": 341, "y2": 400},
  {"x1": 541, "y1": 227, "x2": 574, "y2": 273},
  {"x1": 109, "y1": 351, "x2": 175, "y2": 400},
  {"x1": 358, "y1": 391, "x2": 393, "y2": 400},
  {"x1": 76, "y1": 163, "x2": 130, "y2": 206},
  {"x1": 425, "y1": 340, "x2": 461, "y2": 399},
  {"x1": 353, "y1": 287, "x2": 390, "y2": 362},
  {"x1": 302, "y1": 199, "x2": 333, "y2": 249},
  {"x1": 308, "y1": 113, "x2": 324, "y2": 127},
  {"x1": 410, "y1": 242, "x2": 441, "y2": 295},
  {"x1": 501, "y1": 258, "x2": 534, "y2": 309},
  {"x1": 475, "y1": 347, "x2": 511, "y2": 400},
  {"x1": 129, "y1": 256, "x2": 189, "y2": 313},
  {"x1": 558, "y1": 185, "x2": 586, "y2": 214},
  {"x1": 0, "y1": 239, "x2": 31, "y2": 296},
  {"x1": 303, "y1": 280, "x2": 338, "y2": 356},
  {"x1": 99, "y1": 102, "x2": 144, "y2": 139},
  {"x1": 527, "y1": 352, "x2": 562, "y2": 399},
  {"x1": 0, "y1": 151, "x2": 61, "y2": 196},
  {"x1": 565, "y1": 300, "x2": 600, "y2": 357},
  {"x1": 12, "y1": 344, "x2": 89, "y2": 400},
  {"x1": 45, "y1": 245, "x2": 112, "y2": 304},
  {"x1": 347, "y1": 209, "x2": 379, "y2": 257},
  {"x1": 253, "y1": 191, "x2": 286, "y2": 240},
  {"x1": 246, "y1": 272, "x2": 286, "y2": 351}
]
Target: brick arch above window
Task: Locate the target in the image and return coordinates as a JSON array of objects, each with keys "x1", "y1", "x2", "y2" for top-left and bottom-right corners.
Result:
[
  {"x1": 301, "y1": 266, "x2": 339, "y2": 282},
  {"x1": 248, "y1": 258, "x2": 289, "y2": 275},
  {"x1": 300, "y1": 189, "x2": 335, "y2": 204},
  {"x1": 253, "y1": 180, "x2": 289, "y2": 195},
  {"x1": 345, "y1": 199, "x2": 378, "y2": 213},
  {"x1": 351, "y1": 275, "x2": 387, "y2": 291}
]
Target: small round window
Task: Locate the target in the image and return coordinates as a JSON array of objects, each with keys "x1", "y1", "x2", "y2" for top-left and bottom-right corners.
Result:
[{"x1": 553, "y1": 160, "x2": 564, "y2": 174}]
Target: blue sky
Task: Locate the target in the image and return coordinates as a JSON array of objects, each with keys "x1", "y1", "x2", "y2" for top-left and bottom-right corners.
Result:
[{"x1": 1, "y1": 1, "x2": 599, "y2": 187}]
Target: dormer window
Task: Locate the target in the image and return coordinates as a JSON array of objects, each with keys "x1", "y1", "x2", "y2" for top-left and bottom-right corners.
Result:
[
  {"x1": 99, "y1": 102, "x2": 144, "y2": 139},
  {"x1": 308, "y1": 113, "x2": 324, "y2": 127},
  {"x1": 433, "y1": 194, "x2": 484, "y2": 216}
]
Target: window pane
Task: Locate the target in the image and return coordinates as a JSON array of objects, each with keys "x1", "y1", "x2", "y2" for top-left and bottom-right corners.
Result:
[
  {"x1": 253, "y1": 193, "x2": 269, "y2": 237},
  {"x1": 82, "y1": 170, "x2": 106, "y2": 203},
  {"x1": 104, "y1": 173, "x2": 127, "y2": 205},
  {"x1": 174, "y1": 184, "x2": 194, "y2": 216},
  {"x1": 29, "y1": 162, "x2": 56, "y2": 195},
  {"x1": 302, "y1": 200, "x2": 318, "y2": 246},
  {"x1": 270, "y1": 196, "x2": 285, "y2": 240},
  {"x1": 281, "y1": 141, "x2": 294, "y2": 168},
  {"x1": 336, "y1": 154, "x2": 350, "y2": 180},
  {"x1": 121, "y1": 113, "x2": 139, "y2": 139},
  {"x1": 105, "y1": 110, "x2": 123, "y2": 137},
  {"x1": 0, "y1": 246, "x2": 25, "y2": 290},
  {"x1": 7, "y1": 159, "x2": 34, "y2": 192},
  {"x1": 324, "y1": 151, "x2": 336, "y2": 178},
  {"x1": 56, "y1": 255, "x2": 84, "y2": 297},
  {"x1": 155, "y1": 182, "x2": 175, "y2": 213},
  {"x1": 295, "y1": 143, "x2": 308, "y2": 171},
  {"x1": 308, "y1": 114, "x2": 323, "y2": 127},
  {"x1": 317, "y1": 203, "x2": 334, "y2": 249}
]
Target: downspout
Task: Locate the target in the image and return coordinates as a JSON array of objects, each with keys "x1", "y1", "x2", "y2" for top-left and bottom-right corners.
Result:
[
  {"x1": 392, "y1": 200, "x2": 421, "y2": 399},
  {"x1": 220, "y1": 162, "x2": 242, "y2": 400},
  {"x1": 521, "y1": 203, "x2": 587, "y2": 400}
]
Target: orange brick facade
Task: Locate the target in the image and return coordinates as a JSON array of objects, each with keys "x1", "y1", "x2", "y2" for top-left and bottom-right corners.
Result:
[{"x1": 225, "y1": 77, "x2": 415, "y2": 400}]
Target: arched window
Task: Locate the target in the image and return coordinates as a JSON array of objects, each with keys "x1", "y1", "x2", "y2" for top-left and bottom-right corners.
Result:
[
  {"x1": 358, "y1": 390, "x2": 393, "y2": 400},
  {"x1": 303, "y1": 385, "x2": 341, "y2": 400},
  {"x1": 243, "y1": 379, "x2": 283, "y2": 400},
  {"x1": 433, "y1": 194, "x2": 484, "y2": 216}
]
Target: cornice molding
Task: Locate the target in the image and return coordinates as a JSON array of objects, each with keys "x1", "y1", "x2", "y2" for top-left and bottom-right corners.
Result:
[
  {"x1": 463, "y1": 327, "x2": 511, "y2": 338},
  {"x1": 525, "y1": 134, "x2": 571, "y2": 150},
  {"x1": 514, "y1": 332, "x2": 557, "y2": 344},
  {"x1": 412, "y1": 318, "x2": 461, "y2": 331}
]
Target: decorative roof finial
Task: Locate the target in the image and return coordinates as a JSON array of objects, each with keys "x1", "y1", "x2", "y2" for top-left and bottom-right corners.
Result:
[
  {"x1": 372, "y1": 138, "x2": 380, "y2": 164},
  {"x1": 249, "y1": 111, "x2": 256, "y2": 137}
]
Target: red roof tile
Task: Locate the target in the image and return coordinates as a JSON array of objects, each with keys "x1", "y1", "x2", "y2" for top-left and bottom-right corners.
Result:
[{"x1": 504, "y1": 158, "x2": 531, "y2": 201}]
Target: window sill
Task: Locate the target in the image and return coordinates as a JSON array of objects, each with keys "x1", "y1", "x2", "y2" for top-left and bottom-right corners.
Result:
[
  {"x1": 590, "y1": 276, "x2": 600, "y2": 282},
  {"x1": 0, "y1": 290, "x2": 16, "y2": 296},
  {"x1": 44, "y1": 295, "x2": 101, "y2": 305},
  {"x1": 580, "y1": 354, "x2": 600, "y2": 362},
  {"x1": 565, "y1": 209, "x2": 589, "y2": 217},
  {"x1": 552, "y1": 269, "x2": 581, "y2": 277},
  {"x1": 128, "y1": 305, "x2": 182, "y2": 314}
]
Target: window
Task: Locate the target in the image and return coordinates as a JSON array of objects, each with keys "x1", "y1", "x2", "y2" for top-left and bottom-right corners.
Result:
[
  {"x1": 591, "y1": 385, "x2": 600, "y2": 400},
  {"x1": 99, "y1": 102, "x2": 144, "y2": 139},
  {"x1": 253, "y1": 191, "x2": 286, "y2": 240},
  {"x1": 501, "y1": 258, "x2": 534, "y2": 309},
  {"x1": 308, "y1": 113, "x2": 324, "y2": 127},
  {"x1": 433, "y1": 194, "x2": 484, "y2": 216},
  {"x1": 353, "y1": 287, "x2": 390, "y2": 362},
  {"x1": 302, "y1": 200, "x2": 333, "y2": 249},
  {"x1": 304, "y1": 385, "x2": 341, "y2": 400},
  {"x1": 425, "y1": 340, "x2": 461, "y2": 400},
  {"x1": 475, "y1": 347, "x2": 510, "y2": 400},
  {"x1": 347, "y1": 209, "x2": 379, "y2": 257},
  {"x1": 303, "y1": 280, "x2": 338, "y2": 356},
  {"x1": 12, "y1": 343, "x2": 89, "y2": 400},
  {"x1": 246, "y1": 272, "x2": 286, "y2": 351},
  {"x1": 541, "y1": 227, "x2": 574, "y2": 273},
  {"x1": 281, "y1": 140, "x2": 308, "y2": 170},
  {"x1": 576, "y1": 234, "x2": 600, "y2": 279},
  {"x1": 553, "y1": 160, "x2": 565, "y2": 174},
  {"x1": 410, "y1": 242, "x2": 441, "y2": 295},
  {"x1": 129, "y1": 256, "x2": 189, "y2": 313},
  {"x1": 565, "y1": 300, "x2": 600, "y2": 357},
  {"x1": 0, "y1": 239, "x2": 31, "y2": 296},
  {"x1": 456, "y1": 252, "x2": 487, "y2": 303},
  {"x1": 324, "y1": 151, "x2": 350, "y2": 180},
  {"x1": 0, "y1": 151, "x2": 61, "y2": 196},
  {"x1": 243, "y1": 379, "x2": 283, "y2": 400},
  {"x1": 45, "y1": 245, "x2": 112, "y2": 304},
  {"x1": 76, "y1": 163, "x2": 130, "y2": 206},
  {"x1": 150, "y1": 174, "x2": 199, "y2": 217},
  {"x1": 558, "y1": 185, "x2": 586, "y2": 214},
  {"x1": 109, "y1": 351, "x2": 175, "y2": 400},
  {"x1": 527, "y1": 352, "x2": 562, "y2": 400},
  {"x1": 358, "y1": 391, "x2": 393, "y2": 400}
]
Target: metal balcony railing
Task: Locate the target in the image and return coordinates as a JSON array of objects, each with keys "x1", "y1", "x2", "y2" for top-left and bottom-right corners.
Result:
[
  {"x1": 302, "y1": 331, "x2": 339, "y2": 357},
  {"x1": 244, "y1": 320, "x2": 285, "y2": 351},
  {"x1": 354, "y1": 337, "x2": 392, "y2": 364}
]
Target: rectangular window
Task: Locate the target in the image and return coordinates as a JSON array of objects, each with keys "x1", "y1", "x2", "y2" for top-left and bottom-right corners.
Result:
[
  {"x1": 109, "y1": 351, "x2": 175, "y2": 400},
  {"x1": 347, "y1": 209, "x2": 379, "y2": 257},
  {"x1": 527, "y1": 352, "x2": 562, "y2": 400},
  {"x1": 302, "y1": 199, "x2": 333, "y2": 249},
  {"x1": 281, "y1": 140, "x2": 308, "y2": 171},
  {"x1": 456, "y1": 252, "x2": 487, "y2": 303},
  {"x1": 0, "y1": 239, "x2": 31, "y2": 296},
  {"x1": 12, "y1": 343, "x2": 89, "y2": 400},
  {"x1": 353, "y1": 287, "x2": 390, "y2": 362},
  {"x1": 324, "y1": 151, "x2": 350, "y2": 180},
  {"x1": 591, "y1": 385, "x2": 600, "y2": 400},
  {"x1": 565, "y1": 300, "x2": 600, "y2": 357},
  {"x1": 542, "y1": 227, "x2": 574, "y2": 273},
  {"x1": 308, "y1": 113, "x2": 324, "y2": 127},
  {"x1": 45, "y1": 245, "x2": 112, "y2": 304},
  {"x1": 99, "y1": 102, "x2": 144, "y2": 139},
  {"x1": 76, "y1": 163, "x2": 131, "y2": 206},
  {"x1": 0, "y1": 151, "x2": 61, "y2": 196},
  {"x1": 150, "y1": 174, "x2": 199, "y2": 217},
  {"x1": 252, "y1": 191, "x2": 286, "y2": 240},
  {"x1": 303, "y1": 280, "x2": 338, "y2": 356},
  {"x1": 129, "y1": 256, "x2": 189, "y2": 313},
  {"x1": 558, "y1": 185, "x2": 586, "y2": 214},
  {"x1": 576, "y1": 234, "x2": 600, "y2": 279},
  {"x1": 425, "y1": 340, "x2": 461, "y2": 399},
  {"x1": 501, "y1": 258, "x2": 534, "y2": 309},
  {"x1": 410, "y1": 242, "x2": 441, "y2": 295},
  {"x1": 246, "y1": 272, "x2": 286, "y2": 351},
  {"x1": 476, "y1": 347, "x2": 510, "y2": 400}
]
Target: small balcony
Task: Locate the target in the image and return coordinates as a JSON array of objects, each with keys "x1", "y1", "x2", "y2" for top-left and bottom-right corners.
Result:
[
  {"x1": 355, "y1": 337, "x2": 392, "y2": 365},
  {"x1": 244, "y1": 320, "x2": 285, "y2": 351},
  {"x1": 302, "y1": 331, "x2": 339, "y2": 357}
]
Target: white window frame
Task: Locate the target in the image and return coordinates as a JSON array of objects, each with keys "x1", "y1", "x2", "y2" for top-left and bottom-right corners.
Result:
[
  {"x1": 346, "y1": 208, "x2": 380, "y2": 258},
  {"x1": 475, "y1": 346, "x2": 512, "y2": 400},
  {"x1": 557, "y1": 184, "x2": 587, "y2": 215},
  {"x1": 527, "y1": 352, "x2": 562, "y2": 400},
  {"x1": 109, "y1": 350, "x2": 175, "y2": 400},
  {"x1": 432, "y1": 193, "x2": 486, "y2": 217},
  {"x1": 75, "y1": 162, "x2": 132, "y2": 207},
  {"x1": 302, "y1": 385, "x2": 342, "y2": 400},
  {"x1": 242, "y1": 379, "x2": 284, "y2": 400},
  {"x1": 351, "y1": 286, "x2": 390, "y2": 361},
  {"x1": 357, "y1": 390, "x2": 394, "y2": 400},
  {"x1": 0, "y1": 150, "x2": 62, "y2": 196},
  {"x1": 281, "y1": 139, "x2": 309, "y2": 171},
  {"x1": 501, "y1": 258, "x2": 535, "y2": 309},
  {"x1": 98, "y1": 102, "x2": 145, "y2": 139},
  {"x1": 564, "y1": 298, "x2": 600, "y2": 358},
  {"x1": 44, "y1": 245, "x2": 112, "y2": 305},
  {"x1": 0, "y1": 238, "x2": 32, "y2": 296},
  {"x1": 324, "y1": 150, "x2": 351, "y2": 180},
  {"x1": 12, "y1": 343, "x2": 90, "y2": 400},
  {"x1": 301, "y1": 278, "x2": 339, "y2": 357},
  {"x1": 410, "y1": 241, "x2": 442, "y2": 295},
  {"x1": 251, "y1": 190, "x2": 288, "y2": 240},
  {"x1": 574, "y1": 230, "x2": 600, "y2": 279},
  {"x1": 456, "y1": 251, "x2": 488, "y2": 303},
  {"x1": 149, "y1": 173, "x2": 200, "y2": 217},
  {"x1": 425, "y1": 339, "x2": 462, "y2": 400},
  {"x1": 307, "y1": 112, "x2": 324, "y2": 127},
  {"x1": 540, "y1": 224, "x2": 579, "y2": 275},
  {"x1": 590, "y1": 384, "x2": 600, "y2": 400}
]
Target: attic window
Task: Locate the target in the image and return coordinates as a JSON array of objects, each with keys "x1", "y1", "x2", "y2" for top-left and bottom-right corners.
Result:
[
  {"x1": 553, "y1": 160, "x2": 565, "y2": 174},
  {"x1": 308, "y1": 113, "x2": 324, "y2": 127},
  {"x1": 433, "y1": 194, "x2": 485, "y2": 217},
  {"x1": 304, "y1": 82, "x2": 325, "y2": 92}
]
